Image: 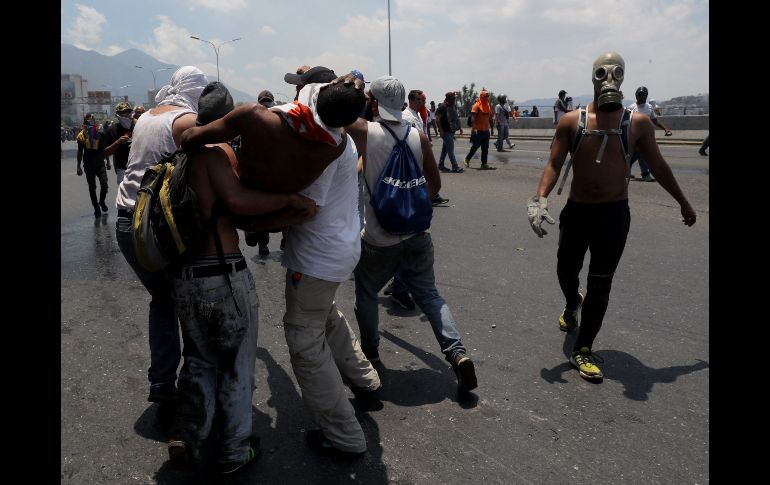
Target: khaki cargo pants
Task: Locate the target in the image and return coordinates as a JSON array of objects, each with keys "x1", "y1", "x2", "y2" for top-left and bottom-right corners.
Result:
[{"x1": 283, "y1": 270, "x2": 380, "y2": 453}]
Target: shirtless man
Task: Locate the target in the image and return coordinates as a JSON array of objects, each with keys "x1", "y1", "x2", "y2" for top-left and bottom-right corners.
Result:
[
  {"x1": 527, "y1": 51, "x2": 696, "y2": 382},
  {"x1": 169, "y1": 81, "x2": 317, "y2": 474},
  {"x1": 179, "y1": 74, "x2": 363, "y2": 197}
]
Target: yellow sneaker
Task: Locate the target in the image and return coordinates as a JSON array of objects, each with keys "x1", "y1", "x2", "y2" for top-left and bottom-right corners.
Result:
[
  {"x1": 463, "y1": 158, "x2": 470, "y2": 168},
  {"x1": 559, "y1": 292, "x2": 584, "y2": 332},
  {"x1": 570, "y1": 347, "x2": 604, "y2": 381}
]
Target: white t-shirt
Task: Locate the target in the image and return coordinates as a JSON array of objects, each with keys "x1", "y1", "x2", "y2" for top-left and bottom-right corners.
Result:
[
  {"x1": 361, "y1": 120, "x2": 426, "y2": 247},
  {"x1": 281, "y1": 135, "x2": 361, "y2": 282},
  {"x1": 627, "y1": 101, "x2": 657, "y2": 120},
  {"x1": 402, "y1": 108, "x2": 425, "y2": 133}
]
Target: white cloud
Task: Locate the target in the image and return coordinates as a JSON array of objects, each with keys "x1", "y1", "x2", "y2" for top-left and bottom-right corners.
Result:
[
  {"x1": 104, "y1": 45, "x2": 126, "y2": 56},
  {"x1": 188, "y1": 0, "x2": 247, "y2": 13},
  {"x1": 259, "y1": 26, "x2": 276, "y2": 36},
  {"x1": 66, "y1": 4, "x2": 107, "y2": 49}
]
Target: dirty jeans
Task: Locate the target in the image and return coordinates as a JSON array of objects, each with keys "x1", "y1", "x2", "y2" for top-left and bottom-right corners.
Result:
[
  {"x1": 354, "y1": 233, "x2": 466, "y2": 363},
  {"x1": 283, "y1": 270, "x2": 380, "y2": 453},
  {"x1": 172, "y1": 266, "x2": 259, "y2": 464},
  {"x1": 116, "y1": 215, "x2": 181, "y2": 388}
]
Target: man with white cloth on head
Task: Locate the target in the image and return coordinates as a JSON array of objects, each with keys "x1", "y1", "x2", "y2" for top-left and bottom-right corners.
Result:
[{"x1": 115, "y1": 66, "x2": 208, "y2": 406}]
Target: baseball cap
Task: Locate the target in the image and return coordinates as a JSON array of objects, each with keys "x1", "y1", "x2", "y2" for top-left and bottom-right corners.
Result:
[
  {"x1": 636, "y1": 86, "x2": 648, "y2": 96},
  {"x1": 369, "y1": 76, "x2": 405, "y2": 122},
  {"x1": 284, "y1": 66, "x2": 337, "y2": 85},
  {"x1": 115, "y1": 101, "x2": 133, "y2": 113},
  {"x1": 196, "y1": 81, "x2": 234, "y2": 126},
  {"x1": 258, "y1": 90, "x2": 274, "y2": 103},
  {"x1": 351, "y1": 69, "x2": 365, "y2": 82}
]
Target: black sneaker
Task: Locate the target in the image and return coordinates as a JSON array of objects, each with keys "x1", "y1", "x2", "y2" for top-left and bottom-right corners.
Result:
[
  {"x1": 217, "y1": 436, "x2": 262, "y2": 474},
  {"x1": 168, "y1": 440, "x2": 188, "y2": 468},
  {"x1": 479, "y1": 164, "x2": 494, "y2": 170},
  {"x1": 383, "y1": 280, "x2": 395, "y2": 296},
  {"x1": 351, "y1": 386, "x2": 383, "y2": 411},
  {"x1": 258, "y1": 243, "x2": 270, "y2": 256},
  {"x1": 148, "y1": 382, "x2": 178, "y2": 402},
  {"x1": 306, "y1": 429, "x2": 365, "y2": 460},
  {"x1": 362, "y1": 347, "x2": 380, "y2": 363},
  {"x1": 390, "y1": 291, "x2": 416, "y2": 311},
  {"x1": 451, "y1": 167, "x2": 464, "y2": 173},
  {"x1": 699, "y1": 150, "x2": 707, "y2": 156},
  {"x1": 244, "y1": 232, "x2": 260, "y2": 247},
  {"x1": 438, "y1": 165, "x2": 451, "y2": 172},
  {"x1": 452, "y1": 352, "x2": 478, "y2": 393},
  {"x1": 431, "y1": 196, "x2": 450, "y2": 206},
  {"x1": 93, "y1": 206, "x2": 101, "y2": 217},
  {"x1": 99, "y1": 201, "x2": 109, "y2": 213}
]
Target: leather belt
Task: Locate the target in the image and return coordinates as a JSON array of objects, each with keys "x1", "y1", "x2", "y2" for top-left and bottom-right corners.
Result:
[{"x1": 172, "y1": 259, "x2": 247, "y2": 279}]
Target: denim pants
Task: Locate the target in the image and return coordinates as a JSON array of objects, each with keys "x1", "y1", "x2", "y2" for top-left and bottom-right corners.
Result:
[
  {"x1": 116, "y1": 215, "x2": 181, "y2": 387},
  {"x1": 283, "y1": 271, "x2": 379, "y2": 453},
  {"x1": 172, "y1": 267, "x2": 259, "y2": 464},
  {"x1": 439, "y1": 131, "x2": 459, "y2": 170},
  {"x1": 465, "y1": 130, "x2": 490, "y2": 165},
  {"x1": 630, "y1": 152, "x2": 651, "y2": 176},
  {"x1": 354, "y1": 233, "x2": 466, "y2": 363},
  {"x1": 495, "y1": 123, "x2": 509, "y2": 149}
]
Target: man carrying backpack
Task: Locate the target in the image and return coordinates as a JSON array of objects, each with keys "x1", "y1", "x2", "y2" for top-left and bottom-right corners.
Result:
[{"x1": 345, "y1": 76, "x2": 478, "y2": 395}]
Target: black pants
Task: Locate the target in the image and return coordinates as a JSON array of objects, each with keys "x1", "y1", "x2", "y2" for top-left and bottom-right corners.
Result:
[
  {"x1": 556, "y1": 199, "x2": 630, "y2": 351},
  {"x1": 85, "y1": 166, "x2": 108, "y2": 208}
]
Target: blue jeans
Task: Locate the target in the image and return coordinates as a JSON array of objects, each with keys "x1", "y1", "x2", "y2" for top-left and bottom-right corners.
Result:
[
  {"x1": 630, "y1": 152, "x2": 651, "y2": 177},
  {"x1": 116, "y1": 215, "x2": 181, "y2": 388},
  {"x1": 354, "y1": 233, "x2": 466, "y2": 363},
  {"x1": 495, "y1": 123, "x2": 509, "y2": 149},
  {"x1": 439, "y1": 132, "x2": 459, "y2": 170},
  {"x1": 465, "y1": 130, "x2": 490, "y2": 164},
  {"x1": 172, "y1": 266, "x2": 259, "y2": 464}
]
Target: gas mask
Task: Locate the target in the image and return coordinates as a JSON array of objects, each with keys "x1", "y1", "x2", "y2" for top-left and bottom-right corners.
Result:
[
  {"x1": 592, "y1": 52, "x2": 625, "y2": 112},
  {"x1": 117, "y1": 115, "x2": 133, "y2": 129}
]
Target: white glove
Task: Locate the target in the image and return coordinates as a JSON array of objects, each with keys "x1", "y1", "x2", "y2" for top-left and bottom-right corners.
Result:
[{"x1": 527, "y1": 196, "x2": 556, "y2": 238}]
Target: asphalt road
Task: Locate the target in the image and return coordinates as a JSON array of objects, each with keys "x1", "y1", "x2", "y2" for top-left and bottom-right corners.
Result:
[{"x1": 61, "y1": 137, "x2": 709, "y2": 484}]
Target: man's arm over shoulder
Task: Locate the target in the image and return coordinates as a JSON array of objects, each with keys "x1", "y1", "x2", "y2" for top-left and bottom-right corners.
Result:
[
  {"x1": 179, "y1": 104, "x2": 260, "y2": 151},
  {"x1": 419, "y1": 130, "x2": 440, "y2": 199}
]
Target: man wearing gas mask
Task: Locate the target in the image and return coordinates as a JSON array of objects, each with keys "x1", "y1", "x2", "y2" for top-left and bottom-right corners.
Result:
[
  {"x1": 103, "y1": 101, "x2": 136, "y2": 186},
  {"x1": 526, "y1": 51, "x2": 697, "y2": 382}
]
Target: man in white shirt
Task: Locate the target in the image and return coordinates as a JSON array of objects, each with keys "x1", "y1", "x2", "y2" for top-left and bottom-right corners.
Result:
[
  {"x1": 280, "y1": 81, "x2": 380, "y2": 460},
  {"x1": 627, "y1": 86, "x2": 672, "y2": 182}
]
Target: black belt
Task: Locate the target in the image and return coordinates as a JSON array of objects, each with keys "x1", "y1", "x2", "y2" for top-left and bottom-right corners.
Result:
[
  {"x1": 173, "y1": 258, "x2": 247, "y2": 279},
  {"x1": 117, "y1": 209, "x2": 133, "y2": 218}
]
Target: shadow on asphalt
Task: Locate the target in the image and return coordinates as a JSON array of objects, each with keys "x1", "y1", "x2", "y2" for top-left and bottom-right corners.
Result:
[
  {"x1": 539, "y1": 328, "x2": 710, "y2": 401},
  {"x1": 140, "y1": 347, "x2": 390, "y2": 484},
  {"x1": 377, "y1": 330, "x2": 479, "y2": 409}
]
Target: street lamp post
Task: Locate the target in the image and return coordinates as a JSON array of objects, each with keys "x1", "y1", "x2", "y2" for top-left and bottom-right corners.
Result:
[
  {"x1": 387, "y1": 0, "x2": 392, "y2": 75},
  {"x1": 189, "y1": 36, "x2": 242, "y2": 81},
  {"x1": 135, "y1": 66, "x2": 173, "y2": 90}
]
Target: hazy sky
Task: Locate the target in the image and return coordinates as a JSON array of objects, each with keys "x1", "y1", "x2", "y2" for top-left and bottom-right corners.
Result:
[{"x1": 61, "y1": 0, "x2": 709, "y2": 104}]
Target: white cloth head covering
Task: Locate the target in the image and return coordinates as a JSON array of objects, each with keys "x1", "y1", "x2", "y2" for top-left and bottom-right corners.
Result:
[{"x1": 155, "y1": 66, "x2": 208, "y2": 112}]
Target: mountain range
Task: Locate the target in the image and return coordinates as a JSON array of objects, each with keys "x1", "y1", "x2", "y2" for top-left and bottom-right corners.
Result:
[{"x1": 61, "y1": 44, "x2": 257, "y2": 106}]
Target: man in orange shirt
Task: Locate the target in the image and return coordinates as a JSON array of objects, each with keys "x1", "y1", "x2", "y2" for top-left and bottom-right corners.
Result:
[{"x1": 463, "y1": 90, "x2": 495, "y2": 169}]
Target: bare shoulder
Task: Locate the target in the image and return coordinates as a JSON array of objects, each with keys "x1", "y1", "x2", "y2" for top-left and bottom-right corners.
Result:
[{"x1": 343, "y1": 118, "x2": 368, "y2": 153}]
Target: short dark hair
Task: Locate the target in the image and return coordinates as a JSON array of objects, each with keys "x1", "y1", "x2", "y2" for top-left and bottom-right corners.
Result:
[
  {"x1": 316, "y1": 82, "x2": 365, "y2": 128},
  {"x1": 408, "y1": 90, "x2": 423, "y2": 102}
]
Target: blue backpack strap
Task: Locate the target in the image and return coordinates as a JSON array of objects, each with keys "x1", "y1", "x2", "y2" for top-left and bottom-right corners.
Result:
[
  {"x1": 379, "y1": 120, "x2": 410, "y2": 142},
  {"x1": 556, "y1": 108, "x2": 586, "y2": 195}
]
